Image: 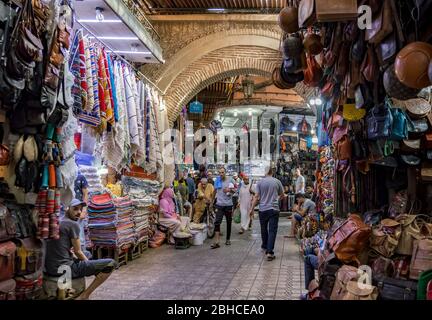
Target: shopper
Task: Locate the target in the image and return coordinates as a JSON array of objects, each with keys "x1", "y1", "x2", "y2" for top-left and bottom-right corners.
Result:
[
  {"x1": 211, "y1": 167, "x2": 235, "y2": 249},
  {"x1": 289, "y1": 193, "x2": 317, "y2": 238},
  {"x1": 232, "y1": 172, "x2": 241, "y2": 208},
  {"x1": 294, "y1": 168, "x2": 305, "y2": 194},
  {"x1": 237, "y1": 175, "x2": 254, "y2": 234},
  {"x1": 249, "y1": 166, "x2": 284, "y2": 261},
  {"x1": 192, "y1": 178, "x2": 215, "y2": 223},
  {"x1": 186, "y1": 173, "x2": 196, "y2": 203},
  {"x1": 174, "y1": 175, "x2": 192, "y2": 218},
  {"x1": 207, "y1": 171, "x2": 215, "y2": 185},
  {"x1": 158, "y1": 187, "x2": 182, "y2": 244},
  {"x1": 44, "y1": 199, "x2": 117, "y2": 300},
  {"x1": 74, "y1": 171, "x2": 88, "y2": 202}
]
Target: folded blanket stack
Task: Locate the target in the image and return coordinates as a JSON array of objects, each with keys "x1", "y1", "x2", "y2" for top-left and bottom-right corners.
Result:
[
  {"x1": 113, "y1": 196, "x2": 135, "y2": 248},
  {"x1": 88, "y1": 194, "x2": 118, "y2": 247},
  {"x1": 122, "y1": 176, "x2": 161, "y2": 243},
  {"x1": 79, "y1": 165, "x2": 103, "y2": 193}
]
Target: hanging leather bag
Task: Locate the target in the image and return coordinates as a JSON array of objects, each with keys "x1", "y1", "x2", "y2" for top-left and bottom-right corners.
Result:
[
  {"x1": 14, "y1": 0, "x2": 44, "y2": 65},
  {"x1": 303, "y1": 54, "x2": 323, "y2": 87},
  {"x1": 14, "y1": 238, "x2": 43, "y2": 276},
  {"x1": 0, "y1": 204, "x2": 16, "y2": 242},
  {"x1": 365, "y1": 0, "x2": 393, "y2": 45},
  {"x1": 410, "y1": 238, "x2": 432, "y2": 280},
  {"x1": 328, "y1": 214, "x2": 371, "y2": 265},
  {"x1": 366, "y1": 104, "x2": 393, "y2": 140},
  {"x1": 318, "y1": 252, "x2": 343, "y2": 299}
]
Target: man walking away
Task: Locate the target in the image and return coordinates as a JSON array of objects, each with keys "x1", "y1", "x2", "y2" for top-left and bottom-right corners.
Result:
[
  {"x1": 250, "y1": 166, "x2": 284, "y2": 261},
  {"x1": 294, "y1": 168, "x2": 305, "y2": 194},
  {"x1": 186, "y1": 173, "x2": 196, "y2": 203},
  {"x1": 211, "y1": 167, "x2": 235, "y2": 249}
]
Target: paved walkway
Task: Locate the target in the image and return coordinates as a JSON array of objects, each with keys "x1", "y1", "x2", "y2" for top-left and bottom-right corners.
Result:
[{"x1": 90, "y1": 217, "x2": 305, "y2": 300}]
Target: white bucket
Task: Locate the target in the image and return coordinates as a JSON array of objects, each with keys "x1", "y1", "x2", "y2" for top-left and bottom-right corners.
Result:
[{"x1": 192, "y1": 230, "x2": 205, "y2": 246}]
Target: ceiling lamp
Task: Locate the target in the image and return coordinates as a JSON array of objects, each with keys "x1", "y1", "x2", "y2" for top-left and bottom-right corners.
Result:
[
  {"x1": 248, "y1": 109, "x2": 253, "y2": 116},
  {"x1": 95, "y1": 7, "x2": 104, "y2": 22},
  {"x1": 315, "y1": 98, "x2": 322, "y2": 105},
  {"x1": 309, "y1": 98, "x2": 316, "y2": 106},
  {"x1": 242, "y1": 75, "x2": 254, "y2": 99},
  {"x1": 292, "y1": 126, "x2": 297, "y2": 131},
  {"x1": 233, "y1": 110, "x2": 238, "y2": 117}
]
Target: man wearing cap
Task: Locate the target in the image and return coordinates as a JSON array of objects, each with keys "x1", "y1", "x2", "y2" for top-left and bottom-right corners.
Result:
[{"x1": 45, "y1": 199, "x2": 117, "y2": 300}]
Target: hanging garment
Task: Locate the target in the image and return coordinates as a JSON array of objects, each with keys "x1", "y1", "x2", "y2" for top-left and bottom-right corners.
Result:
[
  {"x1": 77, "y1": 45, "x2": 101, "y2": 127},
  {"x1": 83, "y1": 37, "x2": 94, "y2": 112},
  {"x1": 123, "y1": 65, "x2": 140, "y2": 154},
  {"x1": 69, "y1": 29, "x2": 86, "y2": 114},
  {"x1": 134, "y1": 81, "x2": 145, "y2": 165},
  {"x1": 102, "y1": 49, "x2": 115, "y2": 126},
  {"x1": 106, "y1": 53, "x2": 119, "y2": 122}
]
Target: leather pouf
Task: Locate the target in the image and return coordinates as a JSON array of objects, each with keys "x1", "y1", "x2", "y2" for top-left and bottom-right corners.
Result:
[
  {"x1": 282, "y1": 34, "x2": 303, "y2": 57},
  {"x1": 395, "y1": 41, "x2": 432, "y2": 89},
  {"x1": 384, "y1": 64, "x2": 421, "y2": 100},
  {"x1": 278, "y1": 6, "x2": 299, "y2": 34}
]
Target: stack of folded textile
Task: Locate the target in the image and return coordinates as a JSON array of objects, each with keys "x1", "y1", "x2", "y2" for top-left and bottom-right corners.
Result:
[
  {"x1": 78, "y1": 165, "x2": 103, "y2": 193},
  {"x1": 122, "y1": 176, "x2": 161, "y2": 243},
  {"x1": 113, "y1": 197, "x2": 135, "y2": 247},
  {"x1": 88, "y1": 193, "x2": 118, "y2": 247}
]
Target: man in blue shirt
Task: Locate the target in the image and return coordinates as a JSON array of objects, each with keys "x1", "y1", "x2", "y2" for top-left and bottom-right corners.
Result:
[
  {"x1": 211, "y1": 167, "x2": 236, "y2": 249},
  {"x1": 186, "y1": 173, "x2": 196, "y2": 203}
]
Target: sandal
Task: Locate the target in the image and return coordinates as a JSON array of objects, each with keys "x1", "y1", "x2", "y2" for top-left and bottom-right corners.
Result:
[
  {"x1": 211, "y1": 243, "x2": 220, "y2": 249},
  {"x1": 225, "y1": 240, "x2": 231, "y2": 246},
  {"x1": 239, "y1": 229, "x2": 244, "y2": 234},
  {"x1": 267, "y1": 254, "x2": 276, "y2": 261}
]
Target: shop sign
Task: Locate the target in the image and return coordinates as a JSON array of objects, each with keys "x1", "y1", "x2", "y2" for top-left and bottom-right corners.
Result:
[{"x1": 189, "y1": 101, "x2": 203, "y2": 114}]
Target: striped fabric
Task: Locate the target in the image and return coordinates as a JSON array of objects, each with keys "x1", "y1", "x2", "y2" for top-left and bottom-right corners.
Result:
[
  {"x1": 69, "y1": 30, "x2": 86, "y2": 115},
  {"x1": 123, "y1": 65, "x2": 140, "y2": 154},
  {"x1": 102, "y1": 49, "x2": 115, "y2": 126},
  {"x1": 107, "y1": 53, "x2": 119, "y2": 122},
  {"x1": 83, "y1": 37, "x2": 95, "y2": 112}
]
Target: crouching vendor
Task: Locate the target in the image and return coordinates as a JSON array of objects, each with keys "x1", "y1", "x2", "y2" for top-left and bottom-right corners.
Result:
[{"x1": 44, "y1": 199, "x2": 117, "y2": 300}]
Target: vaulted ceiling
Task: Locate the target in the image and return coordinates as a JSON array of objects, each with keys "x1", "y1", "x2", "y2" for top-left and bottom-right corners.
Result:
[{"x1": 129, "y1": 0, "x2": 286, "y2": 15}]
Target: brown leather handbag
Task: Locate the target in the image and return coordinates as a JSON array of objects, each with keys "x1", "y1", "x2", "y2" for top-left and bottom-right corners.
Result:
[
  {"x1": 14, "y1": 0, "x2": 44, "y2": 64},
  {"x1": 395, "y1": 215, "x2": 426, "y2": 255},
  {"x1": 361, "y1": 46, "x2": 378, "y2": 83},
  {"x1": 330, "y1": 265, "x2": 359, "y2": 300},
  {"x1": 0, "y1": 204, "x2": 16, "y2": 242},
  {"x1": 409, "y1": 238, "x2": 432, "y2": 280},
  {"x1": 371, "y1": 256, "x2": 396, "y2": 278},
  {"x1": 328, "y1": 214, "x2": 371, "y2": 265},
  {"x1": 0, "y1": 241, "x2": 16, "y2": 282},
  {"x1": 336, "y1": 135, "x2": 352, "y2": 161},
  {"x1": 303, "y1": 54, "x2": 322, "y2": 87},
  {"x1": 370, "y1": 219, "x2": 402, "y2": 258},
  {"x1": 0, "y1": 144, "x2": 10, "y2": 166},
  {"x1": 303, "y1": 32, "x2": 323, "y2": 56},
  {"x1": 365, "y1": 0, "x2": 393, "y2": 45}
]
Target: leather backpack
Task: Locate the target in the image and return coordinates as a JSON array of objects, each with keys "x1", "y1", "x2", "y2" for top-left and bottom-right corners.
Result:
[
  {"x1": 0, "y1": 204, "x2": 16, "y2": 242},
  {"x1": 330, "y1": 265, "x2": 359, "y2": 300},
  {"x1": 328, "y1": 214, "x2": 371, "y2": 265},
  {"x1": 0, "y1": 241, "x2": 16, "y2": 282},
  {"x1": 366, "y1": 104, "x2": 393, "y2": 140},
  {"x1": 318, "y1": 252, "x2": 342, "y2": 300},
  {"x1": 410, "y1": 238, "x2": 432, "y2": 280},
  {"x1": 15, "y1": 238, "x2": 43, "y2": 276},
  {"x1": 395, "y1": 214, "x2": 431, "y2": 256},
  {"x1": 370, "y1": 218, "x2": 402, "y2": 258},
  {"x1": 389, "y1": 106, "x2": 408, "y2": 140}
]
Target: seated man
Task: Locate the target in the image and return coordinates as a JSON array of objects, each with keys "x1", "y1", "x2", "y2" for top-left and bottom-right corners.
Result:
[
  {"x1": 45, "y1": 199, "x2": 117, "y2": 300},
  {"x1": 301, "y1": 248, "x2": 319, "y2": 300},
  {"x1": 192, "y1": 178, "x2": 215, "y2": 224},
  {"x1": 287, "y1": 193, "x2": 317, "y2": 238}
]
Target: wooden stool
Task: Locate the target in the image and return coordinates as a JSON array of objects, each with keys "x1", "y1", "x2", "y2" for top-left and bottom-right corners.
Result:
[{"x1": 174, "y1": 235, "x2": 191, "y2": 249}]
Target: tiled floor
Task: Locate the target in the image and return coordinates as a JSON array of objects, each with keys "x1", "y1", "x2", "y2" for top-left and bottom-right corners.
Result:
[{"x1": 90, "y1": 216, "x2": 305, "y2": 300}]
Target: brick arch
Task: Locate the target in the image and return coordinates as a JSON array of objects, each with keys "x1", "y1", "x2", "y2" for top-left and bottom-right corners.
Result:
[
  {"x1": 165, "y1": 45, "x2": 315, "y2": 125},
  {"x1": 165, "y1": 45, "x2": 281, "y2": 124}
]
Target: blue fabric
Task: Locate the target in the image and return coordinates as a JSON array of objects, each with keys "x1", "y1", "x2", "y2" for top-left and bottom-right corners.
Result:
[
  {"x1": 214, "y1": 176, "x2": 222, "y2": 189},
  {"x1": 294, "y1": 213, "x2": 304, "y2": 222},
  {"x1": 107, "y1": 53, "x2": 119, "y2": 122},
  {"x1": 186, "y1": 177, "x2": 196, "y2": 194},
  {"x1": 74, "y1": 151, "x2": 95, "y2": 166},
  {"x1": 304, "y1": 254, "x2": 319, "y2": 289},
  {"x1": 258, "y1": 209, "x2": 279, "y2": 255}
]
